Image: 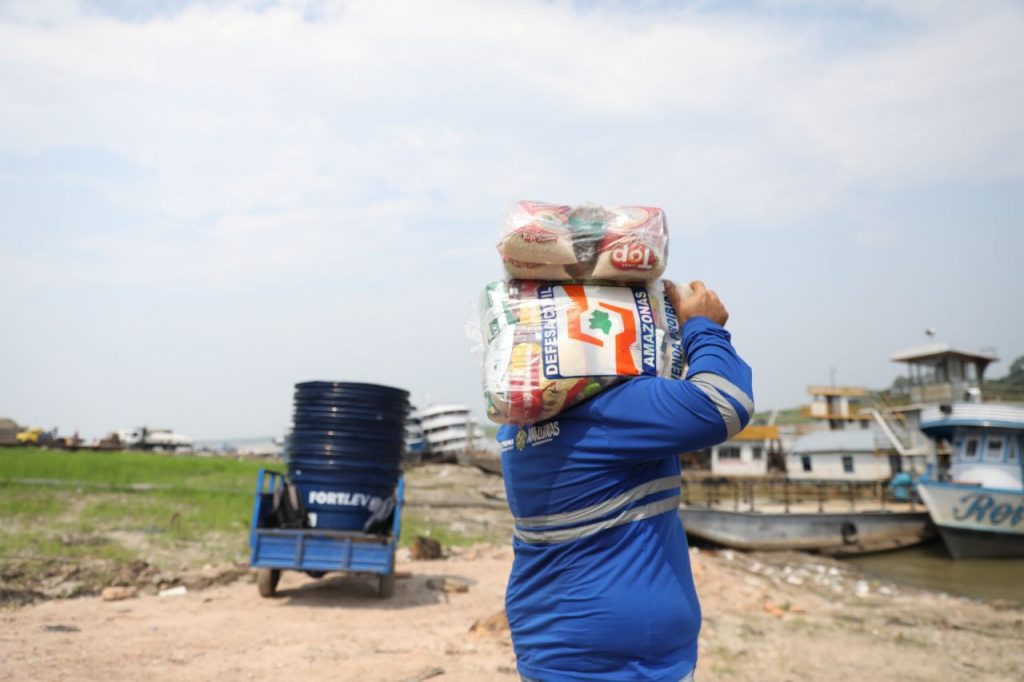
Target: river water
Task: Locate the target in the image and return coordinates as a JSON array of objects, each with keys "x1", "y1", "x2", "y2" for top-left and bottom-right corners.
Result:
[{"x1": 846, "y1": 540, "x2": 1024, "y2": 603}]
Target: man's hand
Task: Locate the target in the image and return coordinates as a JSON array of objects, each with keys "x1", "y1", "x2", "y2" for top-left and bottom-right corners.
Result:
[{"x1": 665, "y1": 279, "x2": 729, "y2": 327}]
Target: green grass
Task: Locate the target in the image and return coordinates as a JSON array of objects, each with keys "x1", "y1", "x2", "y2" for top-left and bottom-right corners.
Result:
[
  {"x1": 398, "y1": 511, "x2": 488, "y2": 548},
  {"x1": 0, "y1": 447, "x2": 269, "y2": 490},
  {"x1": 2, "y1": 531, "x2": 140, "y2": 563},
  {"x1": 1, "y1": 447, "x2": 496, "y2": 574},
  {"x1": 0, "y1": 448, "x2": 273, "y2": 569}
]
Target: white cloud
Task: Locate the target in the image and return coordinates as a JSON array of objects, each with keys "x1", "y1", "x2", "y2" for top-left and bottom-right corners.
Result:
[
  {"x1": 1, "y1": 1, "x2": 1020, "y2": 246},
  {"x1": 1, "y1": 0, "x2": 1022, "y2": 434}
]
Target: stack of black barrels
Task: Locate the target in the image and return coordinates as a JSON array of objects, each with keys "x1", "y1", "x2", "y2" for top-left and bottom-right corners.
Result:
[{"x1": 287, "y1": 381, "x2": 410, "y2": 531}]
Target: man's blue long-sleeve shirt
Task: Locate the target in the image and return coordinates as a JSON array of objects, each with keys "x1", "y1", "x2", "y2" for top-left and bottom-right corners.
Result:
[{"x1": 498, "y1": 316, "x2": 753, "y2": 682}]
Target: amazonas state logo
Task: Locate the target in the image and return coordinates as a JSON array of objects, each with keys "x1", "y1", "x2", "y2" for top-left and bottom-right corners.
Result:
[
  {"x1": 562, "y1": 284, "x2": 641, "y2": 376},
  {"x1": 515, "y1": 428, "x2": 528, "y2": 451}
]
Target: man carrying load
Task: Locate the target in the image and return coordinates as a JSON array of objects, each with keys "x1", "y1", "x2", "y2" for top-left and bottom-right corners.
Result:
[{"x1": 499, "y1": 279, "x2": 752, "y2": 682}]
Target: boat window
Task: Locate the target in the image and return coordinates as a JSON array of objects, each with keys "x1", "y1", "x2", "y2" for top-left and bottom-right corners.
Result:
[
  {"x1": 719, "y1": 446, "x2": 741, "y2": 460},
  {"x1": 801, "y1": 456, "x2": 812, "y2": 472},
  {"x1": 962, "y1": 438, "x2": 979, "y2": 461},
  {"x1": 751, "y1": 446, "x2": 764, "y2": 461},
  {"x1": 1010, "y1": 438, "x2": 1020, "y2": 463},
  {"x1": 965, "y1": 363, "x2": 978, "y2": 382},
  {"x1": 984, "y1": 436, "x2": 1005, "y2": 462},
  {"x1": 842, "y1": 456, "x2": 854, "y2": 473}
]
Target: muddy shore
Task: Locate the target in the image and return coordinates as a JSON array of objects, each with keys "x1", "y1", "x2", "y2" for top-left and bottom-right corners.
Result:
[
  {"x1": 2, "y1": 544, "x2": 1022, "y2": 681},
  {"x1": 2, "y1": 463, "x2": 1023, "y2": 681}
]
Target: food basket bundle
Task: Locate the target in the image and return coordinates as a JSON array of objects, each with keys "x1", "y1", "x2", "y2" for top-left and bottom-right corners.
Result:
[
  {"x1": 498, "y1": 200, "x2": 668, "y2": 283},
  {"x1": 481, "y1": 279, "x2": 685, "y2": 425}
]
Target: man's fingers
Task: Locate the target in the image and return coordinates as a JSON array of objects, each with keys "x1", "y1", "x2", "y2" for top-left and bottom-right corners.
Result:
[{"x1": 689, "y1": 280, "x2": 707, "y2": 293}]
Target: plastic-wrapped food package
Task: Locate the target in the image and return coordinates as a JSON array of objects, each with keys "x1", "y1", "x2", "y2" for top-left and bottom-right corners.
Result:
[
  {"x1": 497, "y1": 201, "x2": 668, "y2": 283},
  {"x1": 481, "y1": 279, "x2": 687, "y2": 425}
]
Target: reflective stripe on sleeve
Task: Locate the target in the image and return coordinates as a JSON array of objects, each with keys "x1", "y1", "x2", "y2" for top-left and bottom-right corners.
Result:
[
  {"x1": 690, "y1": 372, "x2": 754, "y2": 416},
  {"x1": 515, "y1": 475, "x2": 680, "y2": 530},
  {"x1": 514, "y1": 494, "x2": 681, "y2": 545},
  {"x1": 690, "y1": 372, "x2": 753, "y2": 439}
]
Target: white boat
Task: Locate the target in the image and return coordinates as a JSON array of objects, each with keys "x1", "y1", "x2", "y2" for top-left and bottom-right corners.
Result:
[
  {"x1": 419, "y1": 404, "x2": 484, "y2": 461},
  {"x1": 116, "y1": 426, "x2": 193, "y2": 452},
  {"x1": 916, "y1": 403, "x2": 1024, "y2": 558}
]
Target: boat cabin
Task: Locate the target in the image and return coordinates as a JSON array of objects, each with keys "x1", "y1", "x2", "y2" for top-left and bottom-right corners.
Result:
[
  {"x1": 802, "y1": 386, "x2": 873, "y2": 431},
  {"x1": 787, "y1": 430, "x2": 898, "y2": 481},
  {"x1": 710, "y1": 425, "x2": 779, "y2": 477},
  {"x1": 950, "y1": 429, "x2": 1024, "y2": 490},
  {"x1": 891, "y1": 343, "x2": 998, "y2": 405},
  {"x1": 919, "y1": 403, "x2": 1024, "y2": 491}
]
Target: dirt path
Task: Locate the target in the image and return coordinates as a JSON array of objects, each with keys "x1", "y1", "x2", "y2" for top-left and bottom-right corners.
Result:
[
  {"x1": 0, "y1": 548, "x2": 518, "y2": 682},
  {"x1": 2, "y1": 546, "x2": 1022, "y2": 682}
]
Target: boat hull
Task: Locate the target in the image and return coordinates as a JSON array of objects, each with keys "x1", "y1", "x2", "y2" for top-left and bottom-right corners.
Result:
[
  {"x1": 917, "y1": 481, "x2": 1024, "y2": 559},
  {"x1": 935, "y1": 525, "x2": 1024, "y2": 559},
  {"x1": 679, "y1": 508, "x2": 934, "y2": 556}
]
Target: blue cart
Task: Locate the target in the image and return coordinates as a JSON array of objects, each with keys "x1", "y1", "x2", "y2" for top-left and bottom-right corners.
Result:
[{"x1": 248, "y1": 469, "x2": 404, "y2": 598}]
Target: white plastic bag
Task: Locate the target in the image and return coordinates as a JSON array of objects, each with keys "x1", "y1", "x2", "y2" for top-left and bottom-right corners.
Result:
[{"x1": 497, "y1": 201, "x2": 668, "y2": 283}]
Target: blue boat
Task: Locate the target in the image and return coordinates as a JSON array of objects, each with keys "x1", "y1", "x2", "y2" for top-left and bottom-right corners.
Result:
[{"x1": 916, "y1": 403, "x2": 1024, "y2": 558}]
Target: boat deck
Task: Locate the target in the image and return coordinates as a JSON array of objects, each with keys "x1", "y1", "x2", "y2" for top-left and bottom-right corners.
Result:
[{"x1": 686, "y1": 499, "x2": 922, "y2": 515}]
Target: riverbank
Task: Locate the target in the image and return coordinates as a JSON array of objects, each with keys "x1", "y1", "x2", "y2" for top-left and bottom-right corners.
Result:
[
  {"x1": 3, "y1": 454, "x2": 1023, "y2": 680},
  {"x1": 2, "y1": 544, "x2": 1022, "y2": 681},
  {"x1": 0, "y1": 453, "x2": 499, "y2": 605}
]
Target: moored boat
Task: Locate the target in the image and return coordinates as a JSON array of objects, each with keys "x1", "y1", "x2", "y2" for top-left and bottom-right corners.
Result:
[
  {"x1": 679, "y1": 478, "x2": 934, "y2": 556},
  {"x1": 679, "y1": 507, "x2": 933, "y2": 556},
  {"x1": 916, "y1": 402, "x2": 1024, "y2": 558}
]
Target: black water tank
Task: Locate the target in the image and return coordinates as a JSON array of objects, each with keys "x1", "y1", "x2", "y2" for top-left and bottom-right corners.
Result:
[{"x1": 287, "y1": 381, "x2": 410, "y2": 531}]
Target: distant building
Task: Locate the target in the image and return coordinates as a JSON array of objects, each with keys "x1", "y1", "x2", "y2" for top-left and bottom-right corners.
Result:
[
  {"x1": 786, "y1": 430, "x2": 896, "y2": 481},
  {"x1": 710, "y1": 425, "x2": 780, "y2": 477},
  {"x1": 0, "y1": 417, "x2": 21, "y2": 444}
]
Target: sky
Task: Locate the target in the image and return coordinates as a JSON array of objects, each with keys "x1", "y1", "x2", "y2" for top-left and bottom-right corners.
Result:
[{"x1": 1, "y1": 0, "x2": 1022, "y2": 439}]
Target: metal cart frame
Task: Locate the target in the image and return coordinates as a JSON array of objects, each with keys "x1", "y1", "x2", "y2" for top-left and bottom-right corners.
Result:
[{"x1": 248, "y1": 469, "x2": 403, "y2": 598}]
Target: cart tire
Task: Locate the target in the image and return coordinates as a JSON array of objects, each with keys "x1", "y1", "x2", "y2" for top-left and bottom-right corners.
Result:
[
  {"x1": 378, "y1": 572, "x2": 395, "y2": 599},
  {"x1": 257, "y1": 568, "x2": 281, "y2": 598}
]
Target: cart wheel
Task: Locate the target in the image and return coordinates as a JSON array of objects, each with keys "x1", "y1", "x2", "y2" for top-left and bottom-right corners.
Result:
[
  {"x1": 257, "y1": 568, "x2": 281, "y2": 598},
  {"x1": 378, "y1": 572, "x2": 396, "y2": 599}
]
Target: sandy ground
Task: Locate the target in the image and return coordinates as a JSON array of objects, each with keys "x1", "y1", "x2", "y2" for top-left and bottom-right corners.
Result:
[{"x1": 2, "y1": 543, "x2": 1022, "y2": 682}]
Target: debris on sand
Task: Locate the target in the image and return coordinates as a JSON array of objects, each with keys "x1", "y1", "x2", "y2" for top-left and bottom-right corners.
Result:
[
  {"x1": 426, "y1": 577, "x2": 470, "y2": 594},
  {"x1": 411, "y1": 536, "x2": 443, "y2": 560},
  {"x1": 469, "y1": 609, "x2": 510, "y2": 638},
  {"x1": 101, "y1": 586, "x2": 138, "y2": 602},
  {"x1": 401, "y1": 667, "x2": 445, "y2": 682}
]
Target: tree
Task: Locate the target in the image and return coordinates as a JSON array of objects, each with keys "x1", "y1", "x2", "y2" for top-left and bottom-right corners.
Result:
[
  {"x1": 999, "y1": 355, "x2": 1024, "y2": 385},
  {"x1": 891, "y1": 375, "x2": 911, "y2": 391}
]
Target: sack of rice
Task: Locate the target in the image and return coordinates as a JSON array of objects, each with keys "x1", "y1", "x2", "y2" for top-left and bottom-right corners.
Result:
[{"x1": 481, "y1": 279, "x2": 686, "y2": 425}]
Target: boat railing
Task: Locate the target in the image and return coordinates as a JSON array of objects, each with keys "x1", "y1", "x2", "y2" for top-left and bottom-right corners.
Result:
[{"x1": 680, "y1": 477, "x2": 917, "y2": 514}]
